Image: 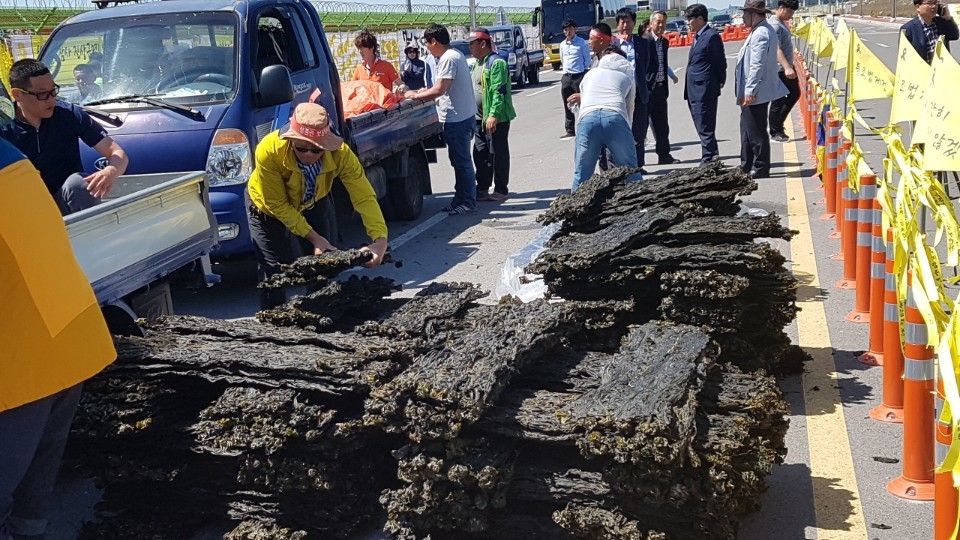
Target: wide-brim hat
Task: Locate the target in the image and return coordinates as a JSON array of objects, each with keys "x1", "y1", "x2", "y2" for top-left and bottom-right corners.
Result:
[
  {"x1": 739, "y1": 0, "x2": 772, "y2": 13},
  {"x1": 279, "y1": 102, "x2": 343, "y2": 151}
]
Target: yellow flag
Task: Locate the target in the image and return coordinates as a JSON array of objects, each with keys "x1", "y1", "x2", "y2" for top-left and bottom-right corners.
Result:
[
  {"x1": 891, "y1": 31, "x2": 932, "y2": 126},
  {"x1": 793, "y1": 19, "x2": 810, "y2": 39},
  {"x1": 919, "y1": 41, "x2": 960, "y2": 171},
  {"x1": 849, "y1": 30, "x2": 895, "y2": 102},
  {"x1": 831, "y1": 19, "x2": 850, "y2": 70},
  {"x1": 817, "y1": 19, "x2": 835, "y2": 58}
]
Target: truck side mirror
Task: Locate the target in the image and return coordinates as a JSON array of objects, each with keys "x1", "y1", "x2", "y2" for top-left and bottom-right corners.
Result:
[
  {"x1": 532, "y1": 10, "x2": 538, "y2": 27},
  {"x1": 597, "y1": 5, "x2": 603, "y2": 20},
  {"x1": 256, "y1": 64, "x2": 293, "y2": 108}
]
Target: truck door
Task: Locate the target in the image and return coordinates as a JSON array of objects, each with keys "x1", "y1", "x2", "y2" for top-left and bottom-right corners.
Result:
[{"x1": 249, "y1": 5, "x2": 324, "y2": 144}]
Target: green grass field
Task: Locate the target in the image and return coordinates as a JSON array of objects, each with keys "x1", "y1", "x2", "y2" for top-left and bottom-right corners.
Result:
[{"x1": 0, "y1": 6, "x2": 533, "y2": 34}]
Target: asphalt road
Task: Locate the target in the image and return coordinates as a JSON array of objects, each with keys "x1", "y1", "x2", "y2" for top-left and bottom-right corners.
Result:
[{"x1": 52, "y1": 19, "x2": 947, "y2": 539}]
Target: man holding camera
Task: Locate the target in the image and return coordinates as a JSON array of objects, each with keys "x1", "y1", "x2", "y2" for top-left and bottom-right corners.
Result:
[{"x1": 901, "y1": 0, "x2": 958, "y2": 64}]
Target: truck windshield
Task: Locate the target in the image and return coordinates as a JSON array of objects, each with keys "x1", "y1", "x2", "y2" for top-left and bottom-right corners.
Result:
[
  {"x1": 40, "y1": 12, "x2": 238, "y2": 108},
  {"x1": 490, "y1": 29, "x2": 513, "y2": 50},
  {"x1": 541, "y1": 0, "x2": 596, "y2": 44}
]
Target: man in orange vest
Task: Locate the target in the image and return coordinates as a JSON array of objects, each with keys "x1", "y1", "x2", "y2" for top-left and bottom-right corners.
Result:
[{"x1": 0, "y1": 119, "x2": 116, "y2": 539}]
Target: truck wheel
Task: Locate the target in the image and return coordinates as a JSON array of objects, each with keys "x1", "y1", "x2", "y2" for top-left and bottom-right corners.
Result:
[
  {"x1": 551, "y1": 62, "x2": 561, "y2": 71},
  {"x1": 514, "y1": 66, "x2": 526, "y2": 89},
  {"x1": 389, "y1": 153, "x2": 426, "y2": 221},
  {"x1": 529, "y1": 65, "x2": 540, "y2": 84}
]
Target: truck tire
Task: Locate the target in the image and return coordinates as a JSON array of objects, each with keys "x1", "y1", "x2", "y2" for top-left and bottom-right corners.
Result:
[
  {"x1": 514, "y1": 65, "x2": 526, "y2": 89},
  {"x1": 552, "y1": 62, "x2": 561, "y2": 71},
  {"x1": 529, "y1": 65, "x2": 540, "y2": 84},
  {"x1": 389, "y1": 152, "x2": 427, "y2": 221}
]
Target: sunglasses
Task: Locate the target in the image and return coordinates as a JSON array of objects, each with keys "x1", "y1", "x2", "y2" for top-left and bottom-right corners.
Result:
[
  {"x1": 294, "y1": 145, "x2": 323, "y2": 155},
  {"x1": 17, "y1": 84, "x2": 60, "y2": 101}
]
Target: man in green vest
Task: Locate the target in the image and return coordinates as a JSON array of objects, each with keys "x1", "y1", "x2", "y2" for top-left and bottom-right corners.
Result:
[{"x1": 467, "y1": 28, "x2": 516, "y2": 202}]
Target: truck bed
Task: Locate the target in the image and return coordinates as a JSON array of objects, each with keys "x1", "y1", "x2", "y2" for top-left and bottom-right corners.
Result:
[
  {"x1": 347, "y1": 99, "x2": 442, "y2": 168},
  {"x1": 65, "y1": 171, "x2": 218, "y2": 305}
]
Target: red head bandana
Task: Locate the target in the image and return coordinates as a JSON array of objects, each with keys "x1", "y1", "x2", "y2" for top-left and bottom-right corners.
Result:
[{"x1": 589, "y1": 29, "x2": 612, "y2": 43}]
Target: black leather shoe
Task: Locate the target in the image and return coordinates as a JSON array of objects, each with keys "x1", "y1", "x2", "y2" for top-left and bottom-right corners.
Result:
[
  {"x1": 658, "y1": 156, "x2": 681, "y2": 165},
  {"x1": 752, "y1": 168, "x2": 771, "y2": 179}
]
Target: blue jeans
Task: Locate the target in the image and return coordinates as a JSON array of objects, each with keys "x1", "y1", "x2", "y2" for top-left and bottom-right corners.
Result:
[
  {"x1": 572, "y1": 109, "x2": 642, "y2": 191},
  {"x1": 54, "y1": 173, "x2": 100, "y2": 216},
  {"x1": 443, "y1": 118, "x2": 477, "y2": 209}
]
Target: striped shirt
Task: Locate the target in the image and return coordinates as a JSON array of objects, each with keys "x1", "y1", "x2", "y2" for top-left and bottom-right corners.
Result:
[
  {"x1": 923, "y1": 21, "x2": 939, "y2": 61},
  {"x1": 297, "y1": 159, "x2": 324, "y2": 204}
]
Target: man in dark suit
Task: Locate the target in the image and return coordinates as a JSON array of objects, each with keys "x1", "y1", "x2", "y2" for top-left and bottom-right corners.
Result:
[
  {"x1": 684, "y1": 3, "x2": 727, "y2": 164},
  {"x1": 901, "y1": 0, "x2": 958, "y2": 64},
  {"x1": 614, "y1": 7, "x2": 656, "y2": 171},
  {"x1": 646, "y1": 10, "x2": 680, "y2": 165}
]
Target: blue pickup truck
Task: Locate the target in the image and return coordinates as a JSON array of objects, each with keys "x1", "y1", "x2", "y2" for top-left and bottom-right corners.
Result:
[{"x1": 38, "y1": 0, "x2": 441, "y2": 256}]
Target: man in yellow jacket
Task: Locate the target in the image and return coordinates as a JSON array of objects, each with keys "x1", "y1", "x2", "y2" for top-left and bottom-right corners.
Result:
[
  {"x1": 247, "y1": 102, "x2": 388, "y2": 309},
  {"x1": 0, "y1": 135, "x2": 116, "y2": 539}
]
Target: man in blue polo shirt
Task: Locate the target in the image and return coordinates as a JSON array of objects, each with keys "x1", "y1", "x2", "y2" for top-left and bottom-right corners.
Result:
[{"x1": 0, "y1": 59, "x2": 128, "y2": 216}]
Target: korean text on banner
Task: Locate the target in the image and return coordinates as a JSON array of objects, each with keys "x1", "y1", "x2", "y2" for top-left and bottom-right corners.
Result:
[
  {"x1": 891, "y1": 31, "x2": 932, "y2": 126},
  {"x1": 849, "y1": 30, "x2": 895, "y2": 102},
  {"x1": 919, "y1": 41, "x2": 960, "y2": 171}
]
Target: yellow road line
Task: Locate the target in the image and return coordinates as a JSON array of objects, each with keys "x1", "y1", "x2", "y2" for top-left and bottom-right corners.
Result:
[{"x1": 784, "y1": 115, "x2": 868, "y2": 538}]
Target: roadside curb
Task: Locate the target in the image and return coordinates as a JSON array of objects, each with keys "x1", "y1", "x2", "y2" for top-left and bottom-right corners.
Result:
[{"x1": 840, "y1": 14, "x2": 912, "y2": 25}]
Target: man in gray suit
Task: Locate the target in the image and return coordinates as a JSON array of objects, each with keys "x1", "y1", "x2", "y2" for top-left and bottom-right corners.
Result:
[{"x1": 735, "y1": 0, "x2": 787, "y2": 178}]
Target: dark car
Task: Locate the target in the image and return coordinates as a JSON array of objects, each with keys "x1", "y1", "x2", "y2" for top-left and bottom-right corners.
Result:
[
  {"x1": 665, "y1": 19, "x2": 688, "y2": 37},
  {"x1": 709, "y1": 14, "x2": 732, "y2": 29},
  {"x1": 450, "y1": 39, "x2": 471, "y2": 59}
]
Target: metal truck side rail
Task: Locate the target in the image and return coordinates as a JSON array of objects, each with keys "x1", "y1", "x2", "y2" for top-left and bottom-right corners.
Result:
[{"x1": 65, "y1": 171, "x2": 218, "y2": 305}]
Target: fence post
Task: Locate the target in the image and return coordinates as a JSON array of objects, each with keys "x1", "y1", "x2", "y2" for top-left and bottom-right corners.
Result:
[
  {"x1": 845, "y1": 174, "x2": 875, "y2": 322},
  {"x1": 870, "y1": 228, "x2": 903, "y2": 423},
  {"x1": 887, "y1": 270, "x2": 936, "y2": 500},
  {"x1": 858, "y1": 196, "x2": 885, "y2": 365}
]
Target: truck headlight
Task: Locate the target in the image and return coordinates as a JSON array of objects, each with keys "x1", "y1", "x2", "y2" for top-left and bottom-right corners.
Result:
[
  {"x1": 206, "y1": 129, "x2": 252, "y2": 187},
  {"x1": 508, "y1": 52, "x2": 517, "y2": 65}
]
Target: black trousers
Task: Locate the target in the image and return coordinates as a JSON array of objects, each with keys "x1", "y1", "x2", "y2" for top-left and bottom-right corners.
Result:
[
  {"x1": 473, "y1": 120, "x2": 511, "y2": 195},
  {"x1": 246, "y1": 192, "x2": 337, "y2": 310},
  {"x1": 740, "y1": 102, "x2": 771, "y2": 173},
  {"x1": 688, "y1": 97, "x2": 720, "y2": 163},
  {"x1": 560, "y1": 72, "x2": 586, "y2": 134},
  {"x1": 648, "y1": 83, "x2": 672, "y2": 160},
  {"x1": 631, "y1": 96, "x2": 650, "y2": 168},
  {"x1": 768, "y1": 72, "x2": 802, "y2": 136}
]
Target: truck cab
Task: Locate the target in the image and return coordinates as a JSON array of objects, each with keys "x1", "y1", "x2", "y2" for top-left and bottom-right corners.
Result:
[
  {"x1": 39, "y1": 0, "x2": 439, "y2": 257},
  {"x1": 483, "y1": 25, "x2": 543, "y2": 87}
]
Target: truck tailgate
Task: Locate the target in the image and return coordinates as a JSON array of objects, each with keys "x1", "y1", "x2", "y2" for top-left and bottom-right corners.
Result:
[
  {"x1": 348, "y1": 99, "x2": 442, "y2": 167},
  {"x1": 65, "y1": 171, "x2": 218, "y2": 305}
]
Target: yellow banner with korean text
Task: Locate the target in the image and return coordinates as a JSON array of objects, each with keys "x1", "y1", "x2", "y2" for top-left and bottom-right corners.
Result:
[
  {"x1": 919, "y1": 42, "x2": 960, "y2": 171},
  {"x1": 848, "y1": 30, "x2": 895, "y2": 103},
  {"x1": 890, "y1": 31, "x2": 932, "y2": 126}
]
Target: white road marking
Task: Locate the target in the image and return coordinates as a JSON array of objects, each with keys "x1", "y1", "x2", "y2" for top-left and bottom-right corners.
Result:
[
  {"x1": 875, "y1": 42, "x2": 890, "y2": 47},
  {"x1": 673, "y1": 66, "x2": 685, "y2": 72},
  {"x1": 526, "y1": 85, "x2": 557, "y2": 97},
  {"x1": 390, "y1": 211, "x2": 449, "y2": 249}
]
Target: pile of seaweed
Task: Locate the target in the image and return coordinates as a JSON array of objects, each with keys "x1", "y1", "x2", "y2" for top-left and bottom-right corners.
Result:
[
  {"x1": 531, "y1": 163, "x2": 803, "y2": 373},
  {"x1": 67, "y1": 163, "x2": 796, "y2": 539}
]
